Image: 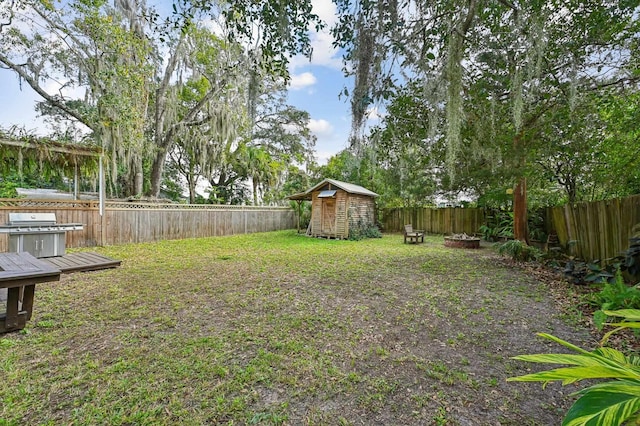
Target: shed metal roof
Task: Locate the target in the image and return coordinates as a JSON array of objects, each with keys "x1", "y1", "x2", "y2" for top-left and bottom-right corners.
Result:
[
  {"x1": 286, "y1": 178, "x2": 378, "y2": 201},
  {"x1": 306, "y1": 178, "x2": 378, "y2": 197}
]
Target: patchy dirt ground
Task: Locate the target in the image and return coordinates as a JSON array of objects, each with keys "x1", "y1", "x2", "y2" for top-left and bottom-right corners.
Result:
[
  {"x1": 0, "y1": 233, "x2": 598, "y2": 425},
  {"x1": 268, "y1": 244, "x2": 592, "y2": 425}
]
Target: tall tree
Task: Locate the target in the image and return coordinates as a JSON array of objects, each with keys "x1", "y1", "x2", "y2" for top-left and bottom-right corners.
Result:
[
  {"x1": 1, "y1": 0, "x2": 321, "y2": 199},
  {"x1": 333, "y1": 0, "x2": 640, "y2": 240},
  {"x1": 0, "y1": 0, "x2": 153, "y2": 196}
]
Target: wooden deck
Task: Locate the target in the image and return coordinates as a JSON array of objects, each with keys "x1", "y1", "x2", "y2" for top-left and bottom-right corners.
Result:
[{"x1": 41, "y1": 252, "x2": 121, "y2": 274}]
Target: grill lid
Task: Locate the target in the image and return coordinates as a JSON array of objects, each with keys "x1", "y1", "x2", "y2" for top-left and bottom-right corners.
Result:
[{"x1": 8, "y1": 212, "x2": 57, "y2": 226}]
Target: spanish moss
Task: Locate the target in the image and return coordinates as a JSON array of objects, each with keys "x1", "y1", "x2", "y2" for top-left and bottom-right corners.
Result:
[{"x1": 445, "y1": 29, "x2": 464, "y2": 179}]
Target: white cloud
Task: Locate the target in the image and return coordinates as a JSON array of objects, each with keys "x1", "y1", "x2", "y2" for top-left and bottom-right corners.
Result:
[
  {"x1": 308, "y1": 31, "x2": 342, "y2": 69},
  {"x1": 43, "y1": 80, "x2": 86, "y2": 100},
  {"x1": 290, "y1": 72, "x2": 317, "y2": 90},
  {"x1": 366, "y1": 106, "x2": 385, "y2": 123},
  {"x1": 312, "y1": 0, "x2": 339, "y2": 27},
  {"x1": 289, "y1": 0, "x2": 342, "y2": 71},
  {"x1": 308, "y1": 118, "x2": 334, "y2": 137},
  {"x1": 315, "y1": 149, "x2": 336, "y2": 165}
]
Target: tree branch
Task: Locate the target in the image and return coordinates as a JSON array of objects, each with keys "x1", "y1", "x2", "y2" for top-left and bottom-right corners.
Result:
[
  {"x1": 0, "y1": 52, "x2": 94, "y2": 129},
  {"x1": 0, "y1": 0, "x2": 16, "y2": 33}
]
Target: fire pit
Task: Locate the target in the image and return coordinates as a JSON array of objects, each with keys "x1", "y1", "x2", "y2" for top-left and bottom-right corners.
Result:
[
  {"x1": 444, "y1": 233, "x2": 481, "y2": 249},
  {"x1": 0, "y1": 213, "x2": 83, "y2": 258}
]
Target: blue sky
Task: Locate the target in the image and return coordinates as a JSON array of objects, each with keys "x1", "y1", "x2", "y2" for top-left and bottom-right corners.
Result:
[{"x1": 0, "y1": 0, "x2": 359, "y2": 165}]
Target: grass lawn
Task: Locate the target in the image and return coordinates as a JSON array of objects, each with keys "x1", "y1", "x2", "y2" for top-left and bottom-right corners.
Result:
[{"x1": 0, "y1": 231, "x2": 590, "y2": 425}]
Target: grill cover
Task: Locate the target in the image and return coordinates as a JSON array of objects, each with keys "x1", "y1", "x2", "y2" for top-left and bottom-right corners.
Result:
[{"x1": 8, "y1": 213, "x2": 57, "y2": 226}]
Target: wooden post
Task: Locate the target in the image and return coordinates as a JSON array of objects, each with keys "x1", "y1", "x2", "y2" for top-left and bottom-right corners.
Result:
[{"x1": 74, "y1": 161, "x2": 79, "y2": 200}]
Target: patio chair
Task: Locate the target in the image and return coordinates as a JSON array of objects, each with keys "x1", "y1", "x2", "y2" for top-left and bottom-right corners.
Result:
[{"x1": 404, "y1": 224, "x2": 424, "y2": 244}]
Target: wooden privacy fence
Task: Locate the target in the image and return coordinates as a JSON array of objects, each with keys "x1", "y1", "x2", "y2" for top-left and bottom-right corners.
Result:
[
  {"x1": 382, "y1": 195, "x2": 640, "y2": 263},
  {"x1": 546, "y1": 195, "x2": 640, "y2": 263},
  {"x1": 0, "y1": 199, "x2": 296, "y2": 250},
  {"x1": 382, "y1": 207, "x2": 485, "y2": 235}
]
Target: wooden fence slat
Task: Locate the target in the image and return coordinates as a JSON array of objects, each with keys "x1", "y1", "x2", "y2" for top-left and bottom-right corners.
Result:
[
  {"x1": 381, "y1": 207, "x2": 486, "y2": 236},
  {"x1": 0, "y1": 199, "x2": 296, "y2": 250},
  {"x1": 383, "y1": 195, "x2": 640, "y2": 263}
]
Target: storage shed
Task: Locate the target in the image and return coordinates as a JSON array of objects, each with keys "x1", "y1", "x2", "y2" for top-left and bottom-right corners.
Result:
[{"x1": 288, "y1": 178, "x2": 378, "y2": 239}]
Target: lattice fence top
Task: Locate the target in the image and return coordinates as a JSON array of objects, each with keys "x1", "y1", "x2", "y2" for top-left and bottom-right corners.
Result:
[
  {"x1": 0, "y1": 198, "x2": 292, "y2": 211},
  {"x1": 0, "y1": 199, "x2": 97, "y2": 209}
]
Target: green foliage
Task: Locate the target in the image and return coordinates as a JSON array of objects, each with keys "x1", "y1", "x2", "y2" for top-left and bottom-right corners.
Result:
[
  {"x1": 476, "y1": 188, "x2": 514, "y2": 210},
  {"x1": 0, "y1": 167, "x2": 74, "y2": 198},
  {"x1": 623, "y1": 236, "x2": 640, "y2": 280},
  {"x1": 1, "y1": 0, "x2": 319, "y2": 200},
  {"x1": 564, "y1": 233, "x2": 640, "y2": 287},
  {"x1": 589, "y1": 271, "x2": 640, "y2": 329},
  {"x1": 496, "y1": 240, "x2": 541, "y2": 262},
  {"x1": 478, "y1": 224, "x2": 500, "y2": 242},
  {"x1": 527, "y1": 210, "x2": 547, "y2": 242},
  {"x1": 289, "y1": 200, "x2": 311, "y2": 230},
  {"x1": 479, "y1": 210, "x2": 514, "y2": 242},
  {"x1": 333, "y1": 0, "x2": 640, "y2": 207},
  {"x1": 564, "y1": 260, "x2": 618, "y2": 286},
  {"x1": 348, "y1": 221, "x2": 382, "y2": 241},
  {"x1": 508, "y1": 309, "x2": 640, "y2": 426},
  {"x1": 315, "y1": 150, "x2": 360, "y2": 184},
  {"x1": 0, "y1": 179, "x2": 19, "y2": 198}
]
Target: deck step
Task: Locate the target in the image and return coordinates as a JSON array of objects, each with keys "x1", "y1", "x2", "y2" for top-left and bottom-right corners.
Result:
[{"x1": 41, "y1": 252, "x2": 121, "y2": 273}]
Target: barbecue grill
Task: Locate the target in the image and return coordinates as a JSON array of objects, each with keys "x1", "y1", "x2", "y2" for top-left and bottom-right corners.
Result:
[{"x1": 0, "y1": 213, "x2": 83, "y2": 258}]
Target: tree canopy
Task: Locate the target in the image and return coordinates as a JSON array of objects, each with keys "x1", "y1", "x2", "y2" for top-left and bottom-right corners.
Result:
[
  {"x1": 330, "y1": 0, "x2": 640, "y2": 238},
  {"x1": 1, "y1": 0, "x2": 639, "y2": 213},
  {"x1": 0, "y1": 0, "x2": 319, "y2": 202}
]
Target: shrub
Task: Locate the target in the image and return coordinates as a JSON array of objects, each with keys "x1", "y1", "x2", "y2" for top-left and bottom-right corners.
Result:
[
  {"x1": 496, "y1": 240, "x2": 542, "y2": 262},
  {"x1": 0, "y1": 180, "x2": 19, "y2": 198},
  {"x1": 348, "y1": 222, "x2": 382, "y2": 241},
  {"x1": 508, "y1": 309, "x2": 640, "y2": 426},
  {"x1": 479, "y1": 210, "x2": 514, "y2": 241},
  {"x1": 478, "y1": 224, "x2": 500, "y2": 242},
  {"x1": 622, "y1": 234, "x2": 640, "y2": 282},
  {"x1": 589, "y1": 269, "x2": 640, "y2": 329},
  {"x1": 563, "y1": 260, "x2": 617, "y2": 285},
  {"x1": 564, "y1": 228, "x2": 639, "y2": 286},
  {"x1": 591, "y1": 270, "x2": 640, "y2": 311}
]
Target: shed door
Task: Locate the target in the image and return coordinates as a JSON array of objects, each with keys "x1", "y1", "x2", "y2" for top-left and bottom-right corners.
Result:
[{"x1": 321, "y1": 198, "x2": 336, "y2": 235}]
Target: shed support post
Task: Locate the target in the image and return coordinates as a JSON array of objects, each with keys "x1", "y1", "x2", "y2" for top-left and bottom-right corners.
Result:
[{"x1": 74, "y1": 162, "x2": 79, "y2": 200}]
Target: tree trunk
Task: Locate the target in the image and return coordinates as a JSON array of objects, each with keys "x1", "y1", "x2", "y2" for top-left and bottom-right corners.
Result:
[
  {"x1": 149, "y1": 150, "x2": 166, "y2": 198},
  {"x1": 513, "y1": 177, "x2": 528, "y2": 243},
  {"x1": 252, "y1": 176, "x2": 259, "y2": 205},
  {"x1": 134, "y1": 157, "x2": 144, "y2": 196},
  {"x1": 188, "y1": 167, "x2": 196, "y2": 204},
  {"x1": 567, "y1": 178, "x2": 577, "y2": 204}
]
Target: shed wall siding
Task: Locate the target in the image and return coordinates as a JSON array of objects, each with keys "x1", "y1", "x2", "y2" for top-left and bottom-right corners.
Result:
[
  {"x1": 308, "y1": 187, "x2": 376, "y2": 239},
  {"x1": 348, "y1": 195, "x2": 376, "y2": 230},
  {"x1": 310, "y1": 192, "x2": 323, "y2": 236},
  {"x1": 309, "y1": 190, "x2": 352, "y2": 239},
  {"x1": 336, "y1": 191, "x2": 348, "y2": 238}
]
